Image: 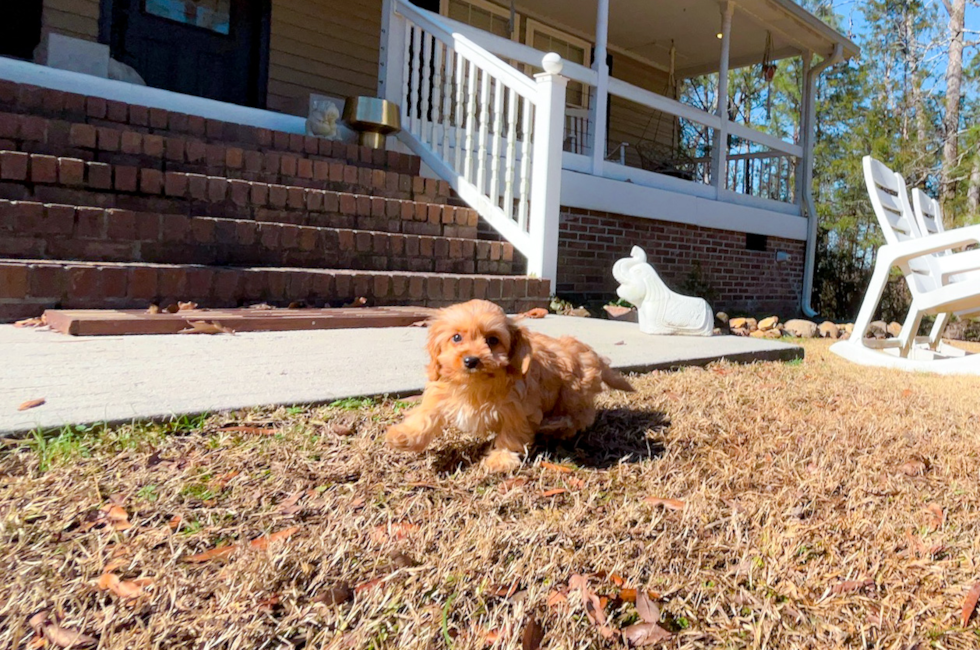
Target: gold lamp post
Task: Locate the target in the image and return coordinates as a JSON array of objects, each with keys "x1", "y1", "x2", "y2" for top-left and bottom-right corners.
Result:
[{"x1": 342, "y1": 97, "x2": 401, "y2": 149}]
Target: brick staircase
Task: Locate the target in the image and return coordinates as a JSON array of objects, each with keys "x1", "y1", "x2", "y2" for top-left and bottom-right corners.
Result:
[{"x1": 0, "y1": 80, "x2": 549, "y2": 322}]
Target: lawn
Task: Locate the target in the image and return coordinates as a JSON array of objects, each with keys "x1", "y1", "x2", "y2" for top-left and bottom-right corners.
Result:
[{"x1": 3, "y1": 339, "x2": 980, "y2": 649}]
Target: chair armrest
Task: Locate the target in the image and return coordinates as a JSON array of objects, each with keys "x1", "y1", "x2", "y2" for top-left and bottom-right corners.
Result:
[
  {"x1": 933, "y1": 248, "x2": 980, "y2": 278},
  {"x1": 880, "y1": 225, "x2": 980, "y2": 266}
]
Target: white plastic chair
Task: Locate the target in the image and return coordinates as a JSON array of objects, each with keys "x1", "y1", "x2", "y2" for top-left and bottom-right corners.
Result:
[{"x1": 830, "y1": 156, "x2": 980, "y2": 374}]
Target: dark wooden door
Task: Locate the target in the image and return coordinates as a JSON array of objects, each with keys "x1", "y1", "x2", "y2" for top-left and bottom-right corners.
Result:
[{"x1": 105, "y1": 0, "x2": 268, "y2": 107}]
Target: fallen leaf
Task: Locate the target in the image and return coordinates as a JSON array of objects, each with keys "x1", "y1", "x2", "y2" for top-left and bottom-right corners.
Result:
[
  {"x1": 546, "y1": 590, "x2": 568, "y2": 608},
  {"x1": 315, "y1": 584, "x2": 353, "y2": 605},
  {"x1": 250, "y1": 526, "x2": 300, "y2": 550},
  {"x1": 643, "y1": 497, "x2": 686, "y2": 511},
  {"x1": 287, "y1": 301, "x2": 306, "y2": 309},
  {"x1": 349, "y1": 497, "x2": 366, "y2": 510},
  {"x1": 492, "y1": 580, "x2": 522, "y2": 598},
  {"x1": 901, "y1": 388, "x2": 912, "y2": 398},
  {"x1": 538, "y1": 488, "x2": 567, "y2": 498},
  {"x1": 831, "y1": 579, "x2": 874, "y2": 595},
  {"x1": 101, "y1": 504, "x2": 132, "y2": 531},
  {"x1": 614, "y1": 340, "x2": 625, "y2": 345},
  {"x1": 498, "y1": 477, "x2": 528, "y2": 494},
  {"x1": 14, "y1": 317, "x2": 45, "y2": 328},
  {"x1": 343, "y1": 297, "x2": 367, "y2": 308},
  {"x1": 567, "y1": 477, "x2": 586, "y2": 489},
  {"x1": 962, "y1": 582, "x2": 980, "y2": 626},
  {"x1": 210, "y1": 471, "x2": 240, "y2": 491},
  {"x1": 622, "y1": 622, "x2": 671, "y2": 646},
  {"x1": 521, "y1": 308, "x2": 548, "y2": 319},
  {"x1": 257, "y1": 595, "x2": 280, "y2": 613},
  {"x1": 97, "y1": 573, "x2": 151, "y2": 599},
  {"x1": 390, "y1": 551, "x2": 419, "y2": 569},
  {"x1": 609, "y1": 574, "x2": 626, "y2": 588},
  {"x1": 167, "y1": 515, "x2": 182, "y2": 529},
  {"x1": 179, "y1": 320, "x2": 235, "y2": 335},
  {"x1": 635, "y1": 590, "x2": 660, "y2": 624},
  {"x1": 370, "y1": 522, "x2": 419, "y2": 543},
  {"x1": 146, "y1": 304, "x2": 160, "y2": 314},
  {"x1": 177, "y1": 301, "x2": 198, "y2": 311},
  {"x1": 569, "y1": 574, "x2": 615, "y2": 638},
  {"x1": 541, "y1": 461, "x2": 572, "y2": 473},
  {"x1": 18, "y1": 398, "x2": 46, "y2": 411},
  {"x1": 28, "y1": 611, "x2": 50, "y2": 632},
  {"x1": 484, "y1": 629, "x2": 502, "y2": 644},
  {"x1": 182, "y1": 544, "x2": 236, "y2": 563},
  {"x1": 354, "y1": 577, "x2": 385, "y2": 594},
  {"x1": 326, "y1": 423, "x2": 354, "y2": 436},
  {"x1": 923, "y1": 503, "x2": 945, "y2": 532},
  {"x1": 42, "y1": 624, "x2": 97, "y2": 648},
  {"x1": 163, "y1": 303, "x2": 180, "y2": 313},
  {"x1": 278, "y1": 490, "x2": 304, "y2": 515},
  {"x1": 899, "y1": 459, "x2": 928, "y2": 476},
  {"x1": 522, "y1": 614, "x2": 544, "y2": 650}
]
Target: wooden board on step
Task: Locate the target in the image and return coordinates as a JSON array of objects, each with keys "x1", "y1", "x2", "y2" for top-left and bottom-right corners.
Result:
[{"x1": 42, "y1": 306, "x2": 436, "y2": 336}]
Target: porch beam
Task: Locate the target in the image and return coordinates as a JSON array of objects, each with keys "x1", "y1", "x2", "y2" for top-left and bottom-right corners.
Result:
[
  {"x1": 712, "y1": 1, "x2": 735, "y2": 193},
  {"x1": 590, "y1": 0, "x2": 610, "y2": 174}
]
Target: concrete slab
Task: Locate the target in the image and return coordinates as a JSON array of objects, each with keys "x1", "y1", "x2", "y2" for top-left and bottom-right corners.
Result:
[{"x1": 0, "y1": 316, "x2": 802, "y2": 434}]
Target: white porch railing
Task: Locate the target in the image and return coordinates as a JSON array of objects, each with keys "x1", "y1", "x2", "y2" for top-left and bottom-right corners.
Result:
[{"x1": 378, "y1": 0, "x2": 567, "y2": 285}]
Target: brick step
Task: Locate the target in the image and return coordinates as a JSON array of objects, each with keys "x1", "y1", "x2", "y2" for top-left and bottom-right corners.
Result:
[
  {"x1": 0, "y1": 79, "x2": 426, "y2": 178},
  {"x1": 0, "y1": 200, "x2": 521, "y2": 275},
  {"x1": 0, "y1": 154, "x2": 478, "y2": 239},
  {"x1": 0, "y1": 109, "x2": 449, "y2": 203},
  {"x1": 0, "y1": 258, "x2": 549, "y2": 322}
]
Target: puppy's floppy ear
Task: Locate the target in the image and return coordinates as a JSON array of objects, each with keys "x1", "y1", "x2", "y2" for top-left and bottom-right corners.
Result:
[
  {"x1": 507, "y1": 321, "x2": 532, "y2": 376},
  {"x1": 425, "y1": 316, "x2": 447, "y2": 382}
]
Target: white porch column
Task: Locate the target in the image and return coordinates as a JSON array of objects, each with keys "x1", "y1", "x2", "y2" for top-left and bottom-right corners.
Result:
[
  {"x1": 795, "y1": 51, "x2": 812, "y2": 205},
  {"x1": 528, "y1": 54, "x2": 568, "y2": 287},
  {"x1": 590, "y1": 0, "x2": 610, "y2": 174},
  {"x1": 712, "y1": 1, "x2": 735, "y2": 193}
]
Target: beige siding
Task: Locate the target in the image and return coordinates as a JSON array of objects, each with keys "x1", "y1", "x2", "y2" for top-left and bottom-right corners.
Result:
[
  {"x1": 267, "y1": 0, "x2": 383, "y2": 115},
  {"x1": 42, "y1": 0, "x2": 100, "y2": 41},
  {"x1": 608, "y1": 54, "x2": 675, "y2": 167}
]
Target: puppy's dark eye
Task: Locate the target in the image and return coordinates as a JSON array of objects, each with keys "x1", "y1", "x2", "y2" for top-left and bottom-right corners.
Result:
[
  {"x1": 485, "y1": 336, "x2": 499, "y2": 346},
  {"x1": 451, "y1": 333, "x2": 463, "y2": 343}
]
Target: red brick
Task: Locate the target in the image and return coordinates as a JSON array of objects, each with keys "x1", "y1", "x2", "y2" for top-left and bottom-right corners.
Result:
[
  {"x1": 190, "y1": 218, "x2": 216, "y2": 244},
  {"x1": 69, "y1": 123, "x2": 97, "y2": 148},
  {"x1": 128, "y1": 267, "x2": 158, "y2": 299},
  {"x1": 134, "y1": 212, "x2": 160, "y2": 241},
  {"x1": 244, "y1": 150, "x2": 263, "y2": 173},
  {"x1": 29, "y1": 264, "x2": 67, "y2": 299},
  {"x1": 74, "y1": 207, "x2": 105, "y2": 238},
  {"x1": 287, "y1": 187, "x2": 305, "y2": 209},
  {"x1": 355, "y1": 196, "x2": 371, "y2": 217},
  {"x1": 84, "y1": 162, "x2": 111, "y2": 189},
  {"x1": 229, "y1": 179, "x2": 249, "y2": 207},
  {"x1": 30, "y1": 155, "x2": 58, "y2": 184},
  {"x1": 68, "y1": 265, "x2": 102, "y2": 300},
  {"x1": 129, "y1": 105, "x2": 149, "y2": 126},
  {"x1": 185, "y1": 139, "x2": 207, "y2": 163},
  {"x1": 187, "y1": 115, "x2": 207, "y2": 137},
  {"x1": 441, "y1": 206, "x2": 454, "y2": 225},
  {"x1": 328, "y1": 162, "x2": 344, "y2": 183},
  {"x1": 161, "y1": 214, "x2": 189, "y2": 242},
  {"x1": 168, "y1": 112, "x2": 188, "y2": 134},
  {"x1": 120, "y1": 131, "x2": 142, "y2": 155},
  {"x1": 472, "y1": 277, "x2": 489, "y2": 299},
  {"x1": 297, "y1": 158, "x2": 313, "y2": 179},
  {"x1": 185, "y1": 267, "x2": 215, "y2": 300},
  {"x1": 0, "y1": 151, "x2": 28, "y2": 180},
  {"x1": 0, "y1": 264, "x2": 28, "y2": 298},
  {"x1": 0, "y1": 113, "x2": 17, "y2": 139},
  {"x1": 268, "y1": 184, "x2": 288, "y2": 208},
  {"x1": 106, "y1": 99, "x2": 129, "y2": 123},
  {"x1": 235, "y1": 221, "x2": 257, "y2": 246},
  {"x1": 149, "y1": 108, "x2": 169, "y2": 129},
  {"x1": 164, "y1": 171, "x2": 188, "y2": 197},
  {"x1": 97, "y1": 127, "x2": 121, "y2": 152},
  {"x1": 307, "y1": 190, "x2": 324, "y2": 212},
  {"x1": 143, "y1": 134, "x2": 164, "y2": 158},
  {"x1": 106, "y1": 209, "x2": 136, "y2": 240},
  {"x1": 164, "y1": 137, "x2": 185, "y2": 162},
  {"x1": 205, "y1": 119, "x2": 224, "y2": 139},
  {"x1": 58, "y1": 157, "x2": 84, "y2": 186},
  {"x1": 187, "y1": 174, "x2": 208, "y2": 200},
  {"x1": 280, "y1": 155, "x2": 298, "y2": 177},
  {"x1": 207, "y1": 178, "x2": 229, "y2": 202},
  {"x1": 250, "y1": 182, "x2": 269, "y2": 206},
  {"x1": 373, "y1": 275, "x2": 390, "y2": 299},
  {"x1": 158, "y1": 267, "x2": 187, "y2": 298},
  {"x1": 334, "y1": 272, "x2": 351, "y2": 299},
  {"x1": 226, "y1": 147, "x2": 244, "y2": 169},
  {"x1": 140, "y1": 168, "x2": 164, "y2": 194},
  {"x1": 41, "y1": 204, "x2": 75, "y2": 235},
  {"x1": 86, "y1": 97, "x2": 107, "y2": 119},
  {"x1": 114, "y1": 166, "x2": 138, "y2": 192},
  {"x1": 19, "y1": 115, "x2": 46, "y2": 142},
  {"x1": 441, "y1": 276, "x2": 457, "y2": 301},
  {"x1": 101, "y1": 266, "x2": 128, "y2": 297},
  {"x1": 409, "y1": 276, "x2": 425, "y2": 299}
]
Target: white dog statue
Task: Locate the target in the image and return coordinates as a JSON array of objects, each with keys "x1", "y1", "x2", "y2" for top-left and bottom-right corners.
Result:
[{"x1": 612, "y1": 246, "x2": 714, "y2": 336}]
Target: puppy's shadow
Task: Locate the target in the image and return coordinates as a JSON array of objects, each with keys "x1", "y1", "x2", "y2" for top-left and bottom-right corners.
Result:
[
  {"x1": 539, "y1": 408, "x2": 670, "y2": 470},
  {"x1": 430, "y1": 408, "x2": 669, "y2": 475}
]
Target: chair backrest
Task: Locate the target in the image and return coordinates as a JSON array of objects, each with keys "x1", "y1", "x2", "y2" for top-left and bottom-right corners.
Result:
[
  {"x1": 862, "y1": 156, "x2": 936, "y2": 294},
  {"x1": 911, "y1": 188, "x2": 945, "y2": 237}
]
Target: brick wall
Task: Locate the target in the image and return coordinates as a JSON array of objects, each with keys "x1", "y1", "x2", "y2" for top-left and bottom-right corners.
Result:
[{"x1": 557, "y1": 208, "x2": 806, "y2": 317}]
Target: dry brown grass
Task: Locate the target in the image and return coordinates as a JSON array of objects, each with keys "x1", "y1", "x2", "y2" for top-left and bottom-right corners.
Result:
[{"x1": 3, "y1": 340, "x2": 980, "y2": 649}]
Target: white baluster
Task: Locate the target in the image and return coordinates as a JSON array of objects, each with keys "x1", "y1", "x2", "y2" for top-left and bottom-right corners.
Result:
[
  {"x1": 489, "y1": 78, "x2": 504, "y2": 210},
  {"x1": 463, "y1": 61, "x2": 478, "y2": 182},
  {"x1": 430, "y1": 41, "x2": 443, "y2": 150},
  {"x1": 420, "y1": 33, "x2": 433, "y2": 146},
  {"x1": 441, "y1": 47, "x2": 454, "y2": 161},
  {"x1": 476, "y1": 70, "x2": 491, "y2": 193},
  {"x1": 454, "y1": 54, "x2": 466, "y2": 173},
  {"x1": 409, "y1": 26, "x2": 422, "y2": 137},
  {"x1": 402, "y1": 22, "x2": 412, "y2": 126},
  {"x1": 503, "y1": 88, "x2": 518, "y2": 222},
  {"x1": 517, "y1": 98, "x2": 532, "y2": 231}
]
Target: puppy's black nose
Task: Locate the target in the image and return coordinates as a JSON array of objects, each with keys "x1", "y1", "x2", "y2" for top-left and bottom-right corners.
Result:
[{"x1": 463, "y1": 356, "x2": 480, "y2": 369}]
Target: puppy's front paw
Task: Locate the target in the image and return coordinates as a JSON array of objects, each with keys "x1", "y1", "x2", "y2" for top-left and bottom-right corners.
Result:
[
  {"x1": 483, "y1": 449, "x2": 522, "y2": 473},
  {"x1": 385, "y1": 423, "x2": 430, "y2": 453}
]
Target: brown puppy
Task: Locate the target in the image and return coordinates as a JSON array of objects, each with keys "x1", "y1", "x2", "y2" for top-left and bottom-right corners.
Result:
[{"x1": 385, "y1": 299, "x2": 634, "y2": 472}]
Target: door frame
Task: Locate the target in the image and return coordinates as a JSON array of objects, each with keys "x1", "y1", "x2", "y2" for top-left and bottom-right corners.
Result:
[{"x1": 97, "y1": 0, "x2": 271, "y2": 109}]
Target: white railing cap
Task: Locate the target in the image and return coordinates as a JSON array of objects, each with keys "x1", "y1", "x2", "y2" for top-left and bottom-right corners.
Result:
[{"x1": 541, "y1": 53, "x2": 563, "y2": 75}]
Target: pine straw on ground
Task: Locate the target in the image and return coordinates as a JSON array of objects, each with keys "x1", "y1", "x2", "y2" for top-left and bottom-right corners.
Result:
[{"x1": 3, "y1": 339, "x2": 980, "y2": 649}]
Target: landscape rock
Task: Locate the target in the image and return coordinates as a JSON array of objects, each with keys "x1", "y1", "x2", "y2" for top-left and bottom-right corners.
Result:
[
  {"x1": 758, "y1": 316, "x2": 780, "y2": 331},
  {"x1": 731, "y1": 327, "x2": 750, "y2": 337},
  {"x1": 730, "y1": 317, "x2": 758, "y2": 332},
  {"x1": 887, "y1": 321, "x2": 903, "y2": 338},
  {"x1": 603, "y1": 305, "x2": 638, "y2": 322},
  {"x1": 750, "y1": 329, "x2": 782, "y2": 339},
  {"x1": 868, "y1": 320, "x2": 888, "y2": 339},
  {"x1": 783, "y1": 319, "x2": 818, "y2": 338},
  {"x1": 818, "y1": 321, "x2": 840, "y2": 339},
  {"x1": 840, "y1": 323, "x2": 854, "y2": 335},
  {"x1": 714, "y1": 312, "x2": 730, "y2": 334}
]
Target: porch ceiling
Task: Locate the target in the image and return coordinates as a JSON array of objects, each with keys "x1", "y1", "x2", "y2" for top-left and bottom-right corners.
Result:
[{"x1": 517, "y1": 0, "x2": 859, "y2": 77}]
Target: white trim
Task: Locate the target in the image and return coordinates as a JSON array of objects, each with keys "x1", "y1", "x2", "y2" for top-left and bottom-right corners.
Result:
[
  {"x1": 0, "y1": 57, "x2": 307, "y2": 135},
  {"x1": 560, "y1": 170, "x2": 808, "y2": 241}
]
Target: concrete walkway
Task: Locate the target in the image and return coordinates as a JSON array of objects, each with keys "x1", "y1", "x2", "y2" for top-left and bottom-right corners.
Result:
[{"x1": 1, "y1": 316, "x2": 801, "y2": 434}]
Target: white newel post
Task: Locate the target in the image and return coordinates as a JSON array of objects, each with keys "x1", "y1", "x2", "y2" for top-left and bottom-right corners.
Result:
[
  {"x1": 591, "y1": 0, "x2": 610, "y2": 174},
  {"x1": 528, "y1": 53, "x2": 568, "y2": 287},
  {"x1": 712, "y1": 1, "x2": 734, "y2": 193},
  {"x1": 377, "y1": 0, "x2": 405, "y2": 104}
]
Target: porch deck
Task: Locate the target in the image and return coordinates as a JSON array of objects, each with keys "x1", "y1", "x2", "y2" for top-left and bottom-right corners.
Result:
[{"x1": 2, "y1": 317, "x2": 801, "y2": 434}]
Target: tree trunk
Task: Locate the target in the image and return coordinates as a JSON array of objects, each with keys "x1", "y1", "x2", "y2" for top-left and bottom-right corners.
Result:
[
  {"x1": 968, "y1": 154, "x2": 980, "y2": 218},
  {"x1": 941, "y1": 0, "x2": 966, "y2": 202}
]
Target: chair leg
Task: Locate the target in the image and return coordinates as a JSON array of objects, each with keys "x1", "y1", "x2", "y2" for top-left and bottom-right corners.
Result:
[
  {"x1": 851, "y1": 260, "x2": 892, "y2": 344},
  {"x1": 927, "y1": 312, "x2": 951, "y2": 349},
  {"x1": 897, "y1": 305, "x2": 923, "y2": 357}
]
